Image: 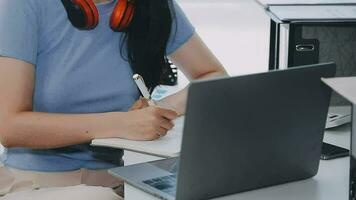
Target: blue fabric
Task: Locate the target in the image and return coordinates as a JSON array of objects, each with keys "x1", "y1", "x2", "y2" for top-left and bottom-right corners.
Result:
[{"x1": 0, "y1": 0, "x2": 194, "y2": 172}]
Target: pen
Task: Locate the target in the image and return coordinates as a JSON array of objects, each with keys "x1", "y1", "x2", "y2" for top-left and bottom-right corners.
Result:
[{"x1": 133, "y1": 74, "x2": 156, "y2": 106}]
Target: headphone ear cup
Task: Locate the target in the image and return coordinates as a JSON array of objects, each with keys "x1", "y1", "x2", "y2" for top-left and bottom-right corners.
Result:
[
  {"x1": 74, "y1": 0, "x2": 99, "y2": 29},
  {"x1": 61, "y1": 0, "x2": 99, "y2": 30},
  {"x1": 110, "y1": 0, "x2": 135, "y2": 32},
  {"x1": 119, "y1": 4, "x2": 134, "y2": 31},
  {"x1": 61, "y1": 0, "x2": 87, "y2": 28}
]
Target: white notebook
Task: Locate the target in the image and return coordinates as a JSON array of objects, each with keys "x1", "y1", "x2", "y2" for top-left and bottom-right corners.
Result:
[{"x1": 91, "y1": 117, "x2": 185, "y2": 158}]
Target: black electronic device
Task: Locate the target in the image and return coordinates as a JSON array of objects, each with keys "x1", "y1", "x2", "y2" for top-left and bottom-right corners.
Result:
[
  {"x1": 161, "y1": 63, "x2": 178, "y2": 86},
  {"x1": 269, "y1": 21, "x2": 356, "y2": 129},
  {"x1": 110, "y1": 63, "x2": 336, "y2": 200},
  {"x1": 321, "y1": 142, "x2": 349, "y2": 160}
]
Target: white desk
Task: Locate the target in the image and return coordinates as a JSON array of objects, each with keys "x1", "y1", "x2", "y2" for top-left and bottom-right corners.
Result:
[{"x1": 122, "y1": 124, "x2": 351, "y2": 200}]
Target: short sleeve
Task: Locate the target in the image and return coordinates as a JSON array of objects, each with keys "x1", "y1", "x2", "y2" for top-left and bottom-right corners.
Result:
[
  {"x1": 0, "y1": 0, "x2": 39, "y2": 65},
  {"x1": 166, "y1": 0, "x2": 195, "y2": 55}
]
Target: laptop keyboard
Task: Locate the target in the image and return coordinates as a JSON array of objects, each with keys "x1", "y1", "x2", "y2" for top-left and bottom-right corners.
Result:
[{"x1": 142, "y1": 174, "x2": 177, "y2": 196}]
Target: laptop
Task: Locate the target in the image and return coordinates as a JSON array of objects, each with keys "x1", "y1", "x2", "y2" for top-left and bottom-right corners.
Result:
[{"x1": 109, "y1": 63, "x2": 336, "y2": 200}]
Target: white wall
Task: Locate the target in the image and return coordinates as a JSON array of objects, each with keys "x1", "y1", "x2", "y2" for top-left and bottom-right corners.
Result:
[{"x1": 178, "y1": 0, "x2": 270, "y2": 76}]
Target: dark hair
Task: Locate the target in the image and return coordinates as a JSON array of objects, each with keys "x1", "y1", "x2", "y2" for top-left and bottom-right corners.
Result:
[{"x1": 120, "y1": 0, "x2": 175, "y2": 93}]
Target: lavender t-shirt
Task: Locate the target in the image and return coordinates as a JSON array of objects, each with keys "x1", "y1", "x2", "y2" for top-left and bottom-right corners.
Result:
[{"x1": 0, "y1": 0, "x2": 194, "y2": 172}]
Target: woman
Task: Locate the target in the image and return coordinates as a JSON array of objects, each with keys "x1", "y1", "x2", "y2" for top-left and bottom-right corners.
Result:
[{"x1": 0, "y1": 0, "x2": 227, "y2": 199}]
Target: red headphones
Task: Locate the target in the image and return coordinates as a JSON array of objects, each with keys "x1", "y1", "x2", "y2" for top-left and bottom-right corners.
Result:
[{"x1": 61, "y1": 0, "x2": 135, "y2": 32}]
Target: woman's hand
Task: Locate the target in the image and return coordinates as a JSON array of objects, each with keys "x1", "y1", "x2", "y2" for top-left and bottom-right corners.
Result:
[
  {"x1": 129, "y1": 97, "x2": 150, "y2": 111},
  {"x1": 103, "y1": 106, "x2": 178, "y2": 141},
  {"x1": 121, "y1": 106, "x2": 178, "y2": 141}
]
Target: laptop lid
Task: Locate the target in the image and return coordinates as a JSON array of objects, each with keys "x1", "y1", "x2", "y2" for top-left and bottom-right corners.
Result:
[{"x1": 176, "y1": 63, "x2": 336, "y2": 200}]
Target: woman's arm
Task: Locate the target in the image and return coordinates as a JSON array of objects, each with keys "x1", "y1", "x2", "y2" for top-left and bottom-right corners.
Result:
[
  {"x1": 158, "y1": 33, "x2": 228, "y2": 115},
  {"x1": 0, "y1": 57, "x2": 177, "y2": 149}
]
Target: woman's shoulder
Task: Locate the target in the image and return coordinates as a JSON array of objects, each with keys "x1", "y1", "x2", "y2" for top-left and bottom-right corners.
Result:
[
  {"x1": 0, "y1": 0, "x2": 40, "y2": 8},
  {"x1": 0, "y1": 0, "x2": 42, "y2": 16},
  {"x1": 0, "y1": 0, "x2": 64, "y2": 25},
  {"x1": 0, "y1": 0, "x2": 57, "y2": 13}
]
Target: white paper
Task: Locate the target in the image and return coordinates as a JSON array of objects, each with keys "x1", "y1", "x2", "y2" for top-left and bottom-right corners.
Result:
[{"x1": 91, "y1": 117, "x2": 184, "y2": 158}]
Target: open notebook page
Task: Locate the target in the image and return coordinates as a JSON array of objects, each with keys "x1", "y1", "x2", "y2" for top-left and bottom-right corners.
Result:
[{"x1": 91, "y1": 117, "x2": 185, "y2": 158}]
